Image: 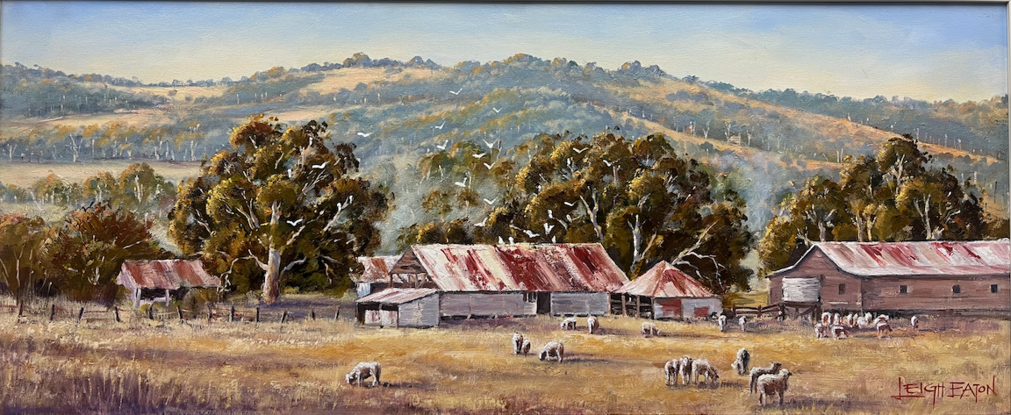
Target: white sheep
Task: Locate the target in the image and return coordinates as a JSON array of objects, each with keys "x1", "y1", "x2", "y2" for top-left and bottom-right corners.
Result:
[
  {"x1": 539, "y1": 341, "x2": 564, "y2": 363},
  {"x1": 749, "y1": 362, "x2": 783, "y2": 394},
  {"x1": 731, "y1": 348, "x2": 750, "y2": 375},
  {"x1": 678, "y1": 356, "x2": 694, "y2": 385},
  {"x1": 830, "y1": 325, "x2": 850, "y2": 340},
  {"x1": 717, "y1": 315, "x2": 728, "y2": 332},
  {"x1": 821, "y1": 312, "x2": 831, "y2": 325},
  {"x1": 855, "y1": 316, "x2": 870, "y2": 329},
  {"x1": 876, "y1": 314, "x2": 890, "y2": 323},
  {"x1": 664, "y1": 359, "x2": 681, "y2": 386},
  {"x1": 641, "y1": 322, "x2": 660, "y2": 337},
  {"x1": 738, "y1": 315, "x2": 748, "y2": 332},
  {"x1": 910, "y1": 315, "x2": 919, "y2": 331},
  {"x1": 345, "y1": 361, "x2": 381, "y2": 388},
  {"x1": 520, "y1": 339, "x2": 531, "y2": 356},
  {"x1": 757, "y1": 369, "x2": 792, "y2": 406},
  {"x1": 876, "y1": 320, "x2": 892, "y2": 338},
  {"x1": 691, "y1": 358, "x2": 720, "y2": 385},
  {"x1": 512, "y1": 332, "x2": 525, "y2": 355},
  {"x1": 587, "y1": 315, "x2": 599, "y2": 334},
  {"x1": 560, "y1": 317, "x2": 578, "y2": 330},
  {"x1": 831, "y1": 312, "x2": 841, "y2": 326},
  {"x1": 814, "y1": 322, "x2": 829, "y2": 338},
  {"x1": 864, "y1": 312, "x2": 872, "y2": 322}
]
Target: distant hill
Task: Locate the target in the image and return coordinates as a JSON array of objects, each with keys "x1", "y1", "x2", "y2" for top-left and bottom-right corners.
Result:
[{"x1": 1, "y1": 53, "x2": 1007, "y2": 245}]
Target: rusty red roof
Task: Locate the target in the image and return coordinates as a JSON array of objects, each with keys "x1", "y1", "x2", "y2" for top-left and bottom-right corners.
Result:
[
  {"x1": 770, "y1": 240, "x2": 1011, "y2": 278},
  {"x1": 354, "y1": 256, "x2": 401, "y2": 283},
  {"x1": 116, "y1": 260, "x2": 221, "y2": 290},
  {"x1": 355, "y1": 288, "x2": 438, "y2": 304},
  {"x1": 616, "y1": 261, "x2": 717, "y2": 298},
  {"x1": 391, "y1": 243, "x2": 629, "y2": 292}
]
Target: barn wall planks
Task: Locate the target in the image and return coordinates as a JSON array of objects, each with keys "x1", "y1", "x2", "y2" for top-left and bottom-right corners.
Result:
[
  {"x1": 681, "y1": 298, "x2": 722, "y2": 318},
  {"x1": 862, "y1": 275, "x2": 1010, "y2": 311},
  {"x1": 550, "y1": 292, "x2": 609, "y2": 316},
  {"x1": 398, "y1": 294, "x2": 440, "y2": 327},
  {"x1": 440, "y1": 292, "x2": 534, "y2": 317}
]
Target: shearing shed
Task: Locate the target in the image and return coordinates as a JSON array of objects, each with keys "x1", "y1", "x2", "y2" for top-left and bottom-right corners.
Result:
[
  {"x1": 613, "y1": 261, "x2": 722, "y2": 319},
  {"x1": 116, "y1": 260, "x2": 221, "y2": 309}
]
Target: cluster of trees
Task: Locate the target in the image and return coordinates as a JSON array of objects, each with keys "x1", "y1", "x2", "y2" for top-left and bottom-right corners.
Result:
[
  {"x1": 25, "y1": 163, "x2": 177, "y2": 218},
  {"x1": 759, "y1": 134, "x2": 1009, "y2": 275},
  {"x1": 1, "y1": 121, "x2": 209, "y2": 163},
  {"x1": 1, "y1": 63, "x2": 164, "y2": 119}
]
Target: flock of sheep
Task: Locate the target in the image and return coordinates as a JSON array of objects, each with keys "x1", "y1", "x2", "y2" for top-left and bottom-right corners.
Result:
[{"x1": 342, "y1": 311, "x2": 919, "y2": 406}]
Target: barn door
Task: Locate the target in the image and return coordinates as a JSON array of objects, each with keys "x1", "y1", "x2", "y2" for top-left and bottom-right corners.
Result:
[
  {"x1": 536, "y1": 292, "x2": 551, "y2": 314},
  {"x1": 380, "y1": 309, "x2": 398, "y2": 328}
]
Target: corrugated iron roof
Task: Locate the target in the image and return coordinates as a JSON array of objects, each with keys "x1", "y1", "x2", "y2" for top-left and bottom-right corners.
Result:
[
  {"x1": 354, "y1": 256, "x2": 401, "y2": 283},
  {"x1": 616, "y1": 261, "x2": 717, "y2": 298},
  {"x1": 116, "y1": 260, "x2": 221, "y2": 290},
  {"x1": 355, "y1": 288, "x2": 438, "y2": 304},
  {"x1": 396, "y1": 243, "x2": 629, "y2": 292},
  {"x1": 770, "y1": 240, "x2": 1011, "y2": 278}
]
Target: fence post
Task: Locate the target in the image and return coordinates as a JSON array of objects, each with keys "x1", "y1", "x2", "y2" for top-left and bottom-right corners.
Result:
[
  {"x1": 311, "y1": 309, "x2": 316, "y2": 321},
  {"x1": 757, "y1": 306, "x2": 762, "y2": 318},
  {"x1": 334, "y1": 305, "x2": 340, "y2": 321},
  {"x1": 50, "y1": 304, "x2": 56, "y2": 322},
  {"x1": 17, "y1": 302, "x2": 24, "y2": 320},
  {"x1": 148, "y1": 305, "x2": 154, "y2": 320},
  {"x1": 281, "y1": 310, "x2": 288, "y2": 324},
  {"x1": 207, "y1": 304, "x2": 213, "y2": 322},
  {"x1": 255, "y1": 306, "x2": 260, "y2": 324},
  {"x1": 76, "y1": 307, "x2": 84, "y2": 326},
  {"x1": 229, "y1": 305, "x2": 235, "y2": 323},
  {"x1": 177, "y1": 305, "x2": 184, "y2": 323},
  {"x1": 114, "y1": 307, "x2": 121, "y2": 323}
]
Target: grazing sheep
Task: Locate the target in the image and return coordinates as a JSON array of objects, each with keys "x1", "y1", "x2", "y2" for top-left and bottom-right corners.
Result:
[
  {"x1": 910, "y1": 315, "x2": 919, "y2": 330},
  {"x1": 731, "y1": 348, "x2": 750, "y2": 375},
  {"x1": 856, "y1": 316, "x2": 870, "y2": 329},
  {"x1": 749, "y1": 362, "x2": 783, "y2": 394},
  {"x1": 691, "y1": 359, "x2": 720, "y2": 385},
  {"x1": 821, "y1": 312, "x2": 831, "y2": 325},
  {"x1": 830, "y1": 325, "x2": 850, "y2": 339},
  {"x1": 539, "y1": 342, "x2": 564, "y2": 363},
  {"x1": 560, "y1": 317, "x2": 578, "y2": 330},
  {"x1": 757, "y1": 369, "x2": 793, "y2": 406},
  {"x1": 512, "y1": 332, "x2": 525, "y2": 355},
  {"x1": 864, "y1": 312, "x2": 873, "y2": 322},
  {"x1": 641, "y1": 322, "x2": 660, "y2": 336},
  {"x1": 814, "y1": 323, "x2": 829, "y2": 338},
  {"x1": 678, "y1": 356, "x2": 694, "y2": 385},
  {"x1": 664, "y1": 359, "x2": 681, "y2": 385},
  {"x1": 587, "y1": 315, "x2": 599, "y2": 334},
  {"x1": 717, "y1": 315, "x2": 728, "y2": 332},
  {"x1": 876, "y1": 314, "x2": 890, "y2": 323},
  {"x1": 345, "y1": 361, "x2": 381, "y2": 387},
  {"x1": 831, "y1": 313, "x2": 841, "y2": 326},
  {"x1": 520, "y1": 339, "x2": 531, "y2": 356},
  {"x1": 876, "y1": 320, "x2": 892, "y2": 338},
  {"x1": 738, "y1": 316, "x2": 748, "y2": 332}
]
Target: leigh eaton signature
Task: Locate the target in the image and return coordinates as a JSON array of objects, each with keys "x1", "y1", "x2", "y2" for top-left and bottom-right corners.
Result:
[{"x1": 890, "y1": 376, "x2": 997, "y2": 406}]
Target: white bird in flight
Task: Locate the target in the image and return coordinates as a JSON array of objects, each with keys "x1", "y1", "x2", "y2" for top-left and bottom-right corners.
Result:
[
  {"x1": 436, "y1": 140, "x2": 449, "y2": 150},
  {"x1": 454, "y1": 177, "x2": 468, "y2": 188},
  {"x1": 449, "y1": 88, "x2": 463, "y2": 95},
  {"x1": 286, "y1": 218, "x2": 303, "y2": 226},
  {"x1": 472, "y1": 152, "x2": 487, "y2": 159},
  {"x1": 357, "y1": 132, "x2": 371, "y2": 138},
  {"x1": 435, "y1": 121, "x2": 446, "y2": 130},
  {"x1": 573, "y1": 147, "x2": 588, "y2": 154},
  {"x1": 483, "y1": 139, "x2": 496, "y2": 149},
  {"x1": 483, "y1": 161, "x2": 496, "y2": 169},
  {"x1": 475, "y1": 216, "x2": 488, "y2": 227},
  {"x1": 492, "y1": 107, "x2": 502, "y2": 113},
  {"x1": 484, "y1": 198, "x2": 497, "y2": 206},
  {"x1": 312, "y1": 161, "x2": 328, "y2": 170},
  {"x1": 563, "y1": 201, "x2": 576, "y2": 207}
]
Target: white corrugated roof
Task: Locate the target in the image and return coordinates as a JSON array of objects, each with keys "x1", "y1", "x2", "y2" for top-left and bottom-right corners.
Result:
[{"x1": 769, "y1": 240, "x2": 1010, "y2": 278}]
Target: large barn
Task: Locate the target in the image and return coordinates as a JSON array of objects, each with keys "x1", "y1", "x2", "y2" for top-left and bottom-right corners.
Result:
[
  {"x1": 386, "y1": 243, "x2": 629, "y2": 318},
  {"x1": 766, "y1": 240, "x2": 1010, "y2": 314},
  {"x1": 613, "y1": 261, "x2": 722, "y2": 319}
]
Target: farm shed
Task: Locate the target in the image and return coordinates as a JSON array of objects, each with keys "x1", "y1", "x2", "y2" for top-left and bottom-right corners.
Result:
[
  {"x1": 387, "y1": 243, "x2": 628, "y2": 317},
  {"x1": 766, "y1": 240, "x2": 1011, "y2": 314},
  {"x1": 116, "y1": 260, "x2": 221, "y2": 309},
  {"x1": 613, "y1": 261, "x2": 722, "y2": 319},
  {"x1": 353, "y1": 256, "x2": 402, "y2": 298},
  {"x1": 355, "y1": 288, "x2": 439, "y2": 328}
]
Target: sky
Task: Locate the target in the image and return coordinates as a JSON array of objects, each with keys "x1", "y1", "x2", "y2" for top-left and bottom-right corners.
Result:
[{"x1": 1, "y1": 2, "x2": 1007, "y2": 102}]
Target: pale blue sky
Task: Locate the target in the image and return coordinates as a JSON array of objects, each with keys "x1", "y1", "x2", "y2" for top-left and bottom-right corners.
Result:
[{"x1": 2, "y1": 2, "x2": 1007, "y2": 101}]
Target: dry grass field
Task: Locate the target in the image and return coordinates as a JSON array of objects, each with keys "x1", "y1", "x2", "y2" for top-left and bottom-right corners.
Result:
[
  {"x1": 1, "y1": 301, "x2": 1007, "y2": 415},
  {"x1": 0, "y1": 160, "x2": 201, "y2": 188}
]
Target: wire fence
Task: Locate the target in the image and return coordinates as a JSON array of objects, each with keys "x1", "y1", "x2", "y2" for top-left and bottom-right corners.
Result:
[{"x1": 0, "y1": 299, "x2": 343, "y2": 326}]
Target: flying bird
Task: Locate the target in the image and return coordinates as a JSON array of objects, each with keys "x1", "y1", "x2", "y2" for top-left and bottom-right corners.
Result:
[
  {"x1": 472, "y1": 152, "x2": 487, "y2": 159},
  {"x1": 449, "y1": 87, "x2": 463, "y2": 95},
  {"x1": 563, "y1": 201, "x2": 576, "y2": 207},
  {"x1": 454, "y1": 177, "x2": 468, "y2": 188},
  {"x1": 436, "y1": 140, "x2": 449, "y2": 150},
  {"x1": 435, "y1": 121, "x2": 446, "y2": 130},
  {"x1": 475, "y1": 216, "x2": 488, "y2": 227},
  {"x1": 483, "y1": 161, "x2": 496, "y2": 169},
  {"x1": 492, "y1": 107, "x2": 502, "y2": 113},
  {"x1": 573, "y1": 147, "x2": 588, "y2": 154},
  {"x1": 483, "y1": 139, "x2": 496, "y2": 149},
  {"x1": 312, "y1": 162, "x2": 328, "y2": 170},
  {"x1": 484, "y1": 198, "x2": 497, "y2": 206},
  {"x1": 286, "y1": 218, "x2": 303, "y2": 226},
  {"x1": 357, "y1": 132, "x2": 371, "y2": 138}
]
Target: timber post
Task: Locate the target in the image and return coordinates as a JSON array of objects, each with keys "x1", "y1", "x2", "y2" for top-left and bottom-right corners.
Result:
[
  {"x1": 76, "y1": 307, "x2": 84, "y2": 326},
  {"x1": 177, "y1": 305, "x2": 184, "y2": 323},
  {"x1": 49, "y1": 304, "x2": 56, "y2": 322},
  {"x1": 281, "y1": 310, "x2": 288, "y2": 324},
  {"x1": 114, "y1": 307, "x2": 121, "y2": 323},
  {"x1": 229, "y1": 305, "x2": 235, "y2": 323},
  {"x1": 255, "y1": 306, "x2": 260, "y2": 324}
]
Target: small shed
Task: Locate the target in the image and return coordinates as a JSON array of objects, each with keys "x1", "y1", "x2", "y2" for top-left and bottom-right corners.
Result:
[
  {"x1": 116, "y1": 260, "x2": 221, "y2": 308},
  {"x1": 354, "y1": 256, "x2": 402, "y2": 298},
  {"x1": 613, "y1": 261, "x2": 722, "y2": 319},
  {"x1": 355, "y1": 288, "x2": 440, "y2": 328}
]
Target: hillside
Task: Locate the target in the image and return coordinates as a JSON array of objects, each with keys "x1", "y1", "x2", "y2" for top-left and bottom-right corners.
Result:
[{"x1": 1, "y1": 53, "x2": 1007, "y2": 250}]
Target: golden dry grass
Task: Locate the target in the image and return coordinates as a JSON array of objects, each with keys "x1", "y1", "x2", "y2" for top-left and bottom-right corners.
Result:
[
  {"x1": 0, "y1": 160, "x2": 201, "y2": 188},
  {"x1": 0, "y1": 309, "x2": 1007, "y2": 414}
]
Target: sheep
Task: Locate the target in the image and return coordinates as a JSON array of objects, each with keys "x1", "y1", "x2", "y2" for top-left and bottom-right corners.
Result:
[
  {"x1": 864, "y1": 312, "x2": 873, "y2": 322},
  {"x1": 520, "y1": 339, "x2": 531, "y2": 356},
  {"x1": 664, "y1": 359, "x2": 681, "y2": 385},
  {"x1": 731, "y1": 348, "x2": 750, "y2": 375},
  {"x1": 512, "y1": 332, "x2": 524, "y2": 355},
  {"x1": 538, "y1": 342, "x2": 564, "y2": 363},
  {"x1": 560, "y1": 317, "x2": 578, "y2": 330},
  {"x1": 830, "y1": 325, "x2": 850, "y2": 340},
  {"x1": 910, "y1": 315, "x2": 919, "y2": 330},
  {"x1": 876, "y1": 314, "x2": 890, "y2": 323},
  {"x1": 876, "y1": 320, "x2": 892, "y2": 338},
  {"x1": 757, "y1": 369, "x2": 793, "y2": 406},
  {"x1": 641, "y1": 322, "x2": 660, "y2": 337},
  {"x1": 678, "y1": 356, "x2": 694, "y2": 385},
  {"x1": 814, "y1": 322, "x2": 829, "y2": 338},
  {"x1": 717, "y1": 315, "x2": 728, "y2": 332},
  {"x1": 738, "y1": 315, "x2": 748, "y2": 332},
  {"x1": 587, "y1": 315, "x2": 599, "y2": 334},
  {"x1": 749, "y1": 362, "x2": 783, "y2": 394},
  {"x1": 855, "y1": 316, "x2": 870, "y2": 329},
  {"x1": 821, "y1": 312, "x2": 831, "y2": 325},
  {"x1": 831, "y1": 312, "x2": 841, "y2": 326},
  {"x1": 345, "y1": 361, "x2": 381, "y2": 388},
  {"x1": 691, "y1": 359, "x2": 720, "y2": 385}
]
